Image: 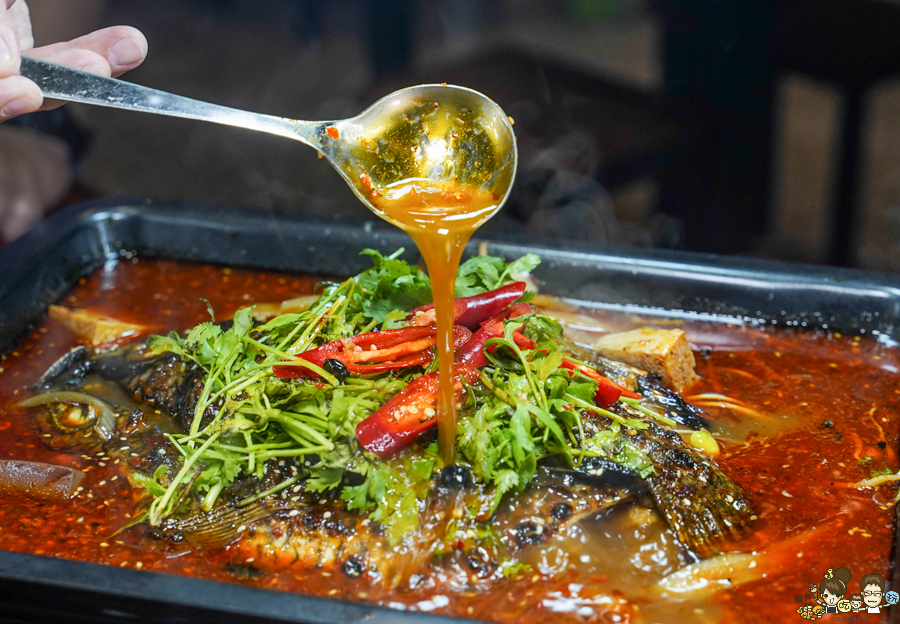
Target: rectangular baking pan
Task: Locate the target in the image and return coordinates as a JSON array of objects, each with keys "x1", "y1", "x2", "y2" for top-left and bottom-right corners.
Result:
[{"x1": 0, "y1": 198, "x2": 897, "y2": 623}]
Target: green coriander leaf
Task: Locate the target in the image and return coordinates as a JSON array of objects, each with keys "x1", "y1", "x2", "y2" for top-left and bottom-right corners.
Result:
[
  {"x1": 201, "y1": 298, "x2": 216, "y2": 323},
  {"x1": 307, "y1": 466, "x2": 344, "y2": 492},
  {"x1": 498, "y1": 253, "x2": 541, "y2": 283},
  {"x1": 132, "y1": 472, "x2": 167, "y2": 497},
  {"x1": 341, "y1": 475, "x2": 372, "y2": 513},
  {"x1": 232, "y1": 306, "x2": 254, "y2": 338},
  {"x1": 256, "y1": 313, "x2": 305, "y2": 332},
  {"x1": 456, "y1": 256, "x2": 505, "y2": 296},
  {"x1": 567, "y1": 382, "x2": 598, "y2": 404},
  {"x1": 523, "y1": 315, "x2": 563, "y2": 343}
]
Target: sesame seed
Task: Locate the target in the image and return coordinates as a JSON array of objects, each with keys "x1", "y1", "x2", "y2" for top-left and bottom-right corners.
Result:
[
  {"x1": 76, "y1": 517, "x2": 84, "y2": 523},
  {"x1": 289, "y1": 510, "x2": 300, "y2": 517},
  {"x1": 245, "y1": 558, "x2": 254, "y2": 563},
  {"x1": 323, "y1": 511, "x2": 332, "y2": 519},
  {"x1": 100, "y1": 542, "x2": 109, "y2": 547},
  {"x1": 135, "y1": 562, "x2": 143, "y2": 569},
  {"x1": 98, "y1": 481, "x2": 106, "y2": 486},
  {"x1": 237, "y1": 525, "x2": 247, "y2": 533}
]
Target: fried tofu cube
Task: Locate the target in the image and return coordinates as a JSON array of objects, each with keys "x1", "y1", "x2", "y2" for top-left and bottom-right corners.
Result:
[{"x1": 593, "y1": 328, "x2": 698, "y2": 393}]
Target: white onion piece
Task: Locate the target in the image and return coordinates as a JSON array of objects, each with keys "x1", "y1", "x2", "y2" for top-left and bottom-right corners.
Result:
[
  {"x1": 0, "y1": 459, "x2": 84, "y2": 499},
  {"x1": 18, "y1": 391, "x2": 117, "y2": 440},
  {"x1": 657, "y1": 553, "x2": 761, "y2": 598}
]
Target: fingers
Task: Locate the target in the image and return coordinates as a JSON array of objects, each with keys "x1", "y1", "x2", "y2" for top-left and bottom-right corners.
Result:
[
  {"x1": 0, "y1": 73, "x2": 40, "y2": 118},
  {"x1": 0, "y1": 0, "x2": 40, "y2": 118},
  {"x1": 27, "y1": 26, "x2": 147, "y2": 77},
  {"x1": 0, "y1": 2, "x2": 147, "y2": 121},
  {"x1": 0, "y1": 0, "x2": 20, "y2": 78}
]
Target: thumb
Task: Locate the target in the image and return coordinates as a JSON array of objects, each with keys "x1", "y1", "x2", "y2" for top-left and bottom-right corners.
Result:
[{"x1": 0, "y1": 0, "x2": 20, "y2": 77}]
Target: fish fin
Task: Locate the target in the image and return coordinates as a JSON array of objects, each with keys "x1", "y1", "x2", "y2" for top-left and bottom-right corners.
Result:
[{"x1": 162, "y1": 499, "x2": 291, "y2": 549}]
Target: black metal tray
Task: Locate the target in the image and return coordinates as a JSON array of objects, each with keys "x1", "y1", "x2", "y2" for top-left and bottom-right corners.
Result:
[{"x1": 0, "y1": 198, "x2": 897, "y2": 623}]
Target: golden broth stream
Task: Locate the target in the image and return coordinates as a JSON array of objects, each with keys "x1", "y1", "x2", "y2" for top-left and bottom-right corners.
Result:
[
  {"x1": 370, "y1": 180, "x2": 499, "y2": 462},
  {"x1": 334, "y1": 88, "x2": 516, "y2": 463}
]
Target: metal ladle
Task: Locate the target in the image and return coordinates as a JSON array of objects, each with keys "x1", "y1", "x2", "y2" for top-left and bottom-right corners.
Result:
[{"x1": 19, "y1": 57, "x2": 518, "y2": 226}]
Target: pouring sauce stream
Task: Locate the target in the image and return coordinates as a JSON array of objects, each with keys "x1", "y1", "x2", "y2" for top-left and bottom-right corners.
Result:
[{"x1": 370, "y1": 180, "x2": 499, "y2": 462}]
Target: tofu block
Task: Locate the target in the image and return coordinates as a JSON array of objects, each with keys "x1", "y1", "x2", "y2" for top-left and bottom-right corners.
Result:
[{"x1": 593, "y1": 328, "x2": 698, "y2": 393}]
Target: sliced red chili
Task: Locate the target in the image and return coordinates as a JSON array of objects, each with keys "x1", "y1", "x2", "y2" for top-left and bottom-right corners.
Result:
[
  {"x1": 456, "y1": 302, "x2": 534, "y2": 368},
  {"x1": 273, "y1": 325, "x2": 471, "y2": 379},
  {"x1": 559, "y1": 357, "x2": 640, "y2": 407},
  {"x1": 408, "y1": 282, "x2": 527, "y2": 329},
  {"x1": 355, "y1": 364, "x2": 480, "y2": 457}
]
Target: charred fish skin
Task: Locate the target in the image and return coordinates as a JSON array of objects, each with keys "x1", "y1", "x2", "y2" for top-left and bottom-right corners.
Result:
[
  {"x1": 91, "y1": 345, "x2": 207, "y2": 432},
  {"x1": 635, "y1": 373, "x2": 709, "y2": 431},
  {"x1": 174, "y1": 468, "x2": 627, "y2": 590},
  {"x1": 35, "y1": 346, "x2": 92, "y2": 390},
  {"x1": 626, "y1": 422, "x2": 754, "y2": 559}
]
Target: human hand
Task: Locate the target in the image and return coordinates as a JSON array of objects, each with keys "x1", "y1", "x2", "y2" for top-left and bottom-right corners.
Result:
[{"x1": 0, "y1": 0, "x2": 147, "y2": 120}]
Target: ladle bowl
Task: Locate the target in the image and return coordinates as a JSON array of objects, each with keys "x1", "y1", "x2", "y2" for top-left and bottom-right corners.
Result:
[{"x1": 18, "y1": 57, "x2": 518, "y2": 227}]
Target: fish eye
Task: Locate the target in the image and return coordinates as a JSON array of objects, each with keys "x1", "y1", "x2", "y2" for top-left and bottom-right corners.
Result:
[{"x1": 52, "y1": 402, "x2": 97, "y2": 431}]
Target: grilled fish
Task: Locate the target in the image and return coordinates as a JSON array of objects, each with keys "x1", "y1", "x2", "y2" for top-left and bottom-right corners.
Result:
[{"x1": 24, "y1": 310, "x2": 754, "y2": 586}]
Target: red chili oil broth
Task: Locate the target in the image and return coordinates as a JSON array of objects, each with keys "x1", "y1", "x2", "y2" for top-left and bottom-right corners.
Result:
[{"x1": 0, "y1": 258, "x2": 896, "y2": 624}]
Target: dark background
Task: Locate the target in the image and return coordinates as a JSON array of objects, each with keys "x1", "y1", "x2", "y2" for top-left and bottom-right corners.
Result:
[{"x1": 35, "y1": 0, "x2": 900, "y2": 270}]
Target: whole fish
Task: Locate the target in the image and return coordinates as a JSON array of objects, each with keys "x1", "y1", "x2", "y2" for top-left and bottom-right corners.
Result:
[{"x1": 23, "y1": 296, "x2": 755, "y2": 585}]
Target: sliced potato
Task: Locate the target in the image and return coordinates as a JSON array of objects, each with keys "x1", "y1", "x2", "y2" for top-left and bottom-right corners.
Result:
[
  {"x1": 251, "y1": 295, "x2": 319, "y2": 322},
  {"x1": 48, "y1": 305, "x2": 144, "y2": 347}
]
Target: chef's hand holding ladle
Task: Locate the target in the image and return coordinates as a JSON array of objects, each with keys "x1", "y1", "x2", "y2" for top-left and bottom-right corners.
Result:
[
  {"x1": 0, "y1": 0, "x2": 147, "y2": 241},
  {"x1": 0, "y1": 0, "x2": 147, "y2": 119},
  {"x1": 17, "y1": 55, "x2": 518, "y2": 228}
]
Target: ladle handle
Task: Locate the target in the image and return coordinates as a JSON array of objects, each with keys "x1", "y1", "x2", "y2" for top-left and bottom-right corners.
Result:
[{"x1": 18, "y1": 56, "x2": 319, "y2": 145}]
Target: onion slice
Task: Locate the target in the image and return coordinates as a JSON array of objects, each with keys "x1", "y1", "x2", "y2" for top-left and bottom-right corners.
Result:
[
  {"x1": 0, "y1": 459, "x2": 84, "y2": 499},
  {"x1": 18, "y1": 391, "x2": 118, "y2": 440}
]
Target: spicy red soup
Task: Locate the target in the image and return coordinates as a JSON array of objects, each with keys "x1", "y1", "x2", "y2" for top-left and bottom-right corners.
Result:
[{"x1": 0, "y1": 258, "x2": 896, "y2": 623}]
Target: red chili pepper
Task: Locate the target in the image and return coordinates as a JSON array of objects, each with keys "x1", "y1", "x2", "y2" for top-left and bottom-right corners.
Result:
[
  {"x1": 273, "y1": 325, "x2": 471, "y2": 379},
  {"x1": 559, "y1": 358, "x2": 640, "y2": 407},
  {"x1": 355, "y1": 364, "x2": 480, "y2": 457},
  {"x1": 407, "y1": 282, "x2": 527, "y2": 329},
  {"x1": 456, "y1": 302, "x2": 534, "y2": 367}
]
